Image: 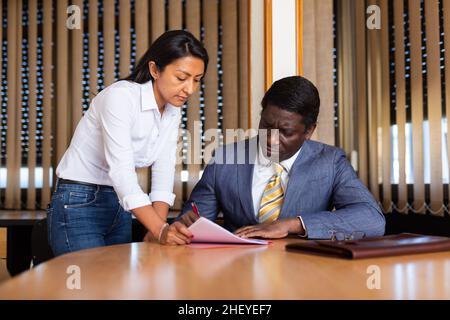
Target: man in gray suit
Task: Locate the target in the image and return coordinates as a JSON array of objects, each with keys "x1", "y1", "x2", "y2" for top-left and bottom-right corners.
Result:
[{"x1": 175, "y1": 76, "x2": 385, "y2": 240}]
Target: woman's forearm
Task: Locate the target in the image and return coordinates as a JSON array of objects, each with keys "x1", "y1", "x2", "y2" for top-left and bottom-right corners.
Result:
[
  {"x1": 152, "y1": 201, "x2": 170, "y2": 221},
  {"x1": 131, "y1": 205, "x2": 166, "y2": 238}
]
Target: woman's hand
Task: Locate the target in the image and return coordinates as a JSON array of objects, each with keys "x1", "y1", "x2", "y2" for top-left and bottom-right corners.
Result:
[
  {"x1": 159, "y1": 221, "x2": 194, "y2": 245},
  {"x1": 143, "y1": 231, "x2": 155, "y2": 242},
  {"x1": 132, "y1": 204, "x2": 193, "y2": 245}
]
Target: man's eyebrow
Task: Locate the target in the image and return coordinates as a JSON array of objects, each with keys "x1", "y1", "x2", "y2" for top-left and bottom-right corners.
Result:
[
  {"x1": 269, "y1": 121, "x2": 296, "y2": 130},
  {"x1": 176, "y1": 69, "x2": 204, "y2": 77}
]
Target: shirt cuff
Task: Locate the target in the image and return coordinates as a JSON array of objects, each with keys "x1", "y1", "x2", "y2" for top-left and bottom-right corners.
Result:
[
  {"x1": 149, "y1": 190, "x2": 176, "y2": 206},
  {"x1": 297, "y1": 216, "x2": 308, "y2": 238},
  {"x1": 121, "y1": 193, "x2": 152, "y2": 211}
]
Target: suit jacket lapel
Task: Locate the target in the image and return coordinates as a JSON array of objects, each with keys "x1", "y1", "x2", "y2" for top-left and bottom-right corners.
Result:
[
  {"x1": 237, "y1": 137, "x2": 258, "y2": 224},
  {"x1": 237, "y1": 164, "x2": 257, "y2": 224},
  {"x1": 279, "y1": 140, "x2": 318, "y2": 219}
]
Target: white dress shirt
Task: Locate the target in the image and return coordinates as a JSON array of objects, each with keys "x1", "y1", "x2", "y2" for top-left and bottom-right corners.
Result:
[
  {"x1": 252, "y1": 146, "x2": 301, "y2": 214},
  {"x1": 56, "y1": 80, "x2": 181, "y2": 211},
  {"x1": 252, "y1": 145, "x2": 307, "y2": 235}
]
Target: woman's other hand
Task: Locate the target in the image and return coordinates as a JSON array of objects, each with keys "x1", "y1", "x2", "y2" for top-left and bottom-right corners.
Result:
[{"x1": 159, "y1": 221, "x2": 193, "y2": 245}]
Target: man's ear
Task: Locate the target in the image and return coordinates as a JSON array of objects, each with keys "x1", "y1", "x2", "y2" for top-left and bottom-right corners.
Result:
[
  {"x1": 304, "y1": 123, "x2": 317, "y2": 140},
  {"x1": 148, "y1": 61, "x2": 159, "y2": 80}
]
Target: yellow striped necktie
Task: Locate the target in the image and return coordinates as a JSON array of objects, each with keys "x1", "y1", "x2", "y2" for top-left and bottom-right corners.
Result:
[{"x1": 257, "y1": 163, "x2": 285, "y2": 223}]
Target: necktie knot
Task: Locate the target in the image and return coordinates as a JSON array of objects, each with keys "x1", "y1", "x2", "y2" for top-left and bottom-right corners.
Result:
[{"x1": 274, "y1": 163, "x2": 285, "y2": 175}]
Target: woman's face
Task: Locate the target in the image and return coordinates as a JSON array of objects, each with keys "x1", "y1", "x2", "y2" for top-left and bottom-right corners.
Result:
[{"x1": 149, "y1": 56, "x2": 205, "y2": 108}]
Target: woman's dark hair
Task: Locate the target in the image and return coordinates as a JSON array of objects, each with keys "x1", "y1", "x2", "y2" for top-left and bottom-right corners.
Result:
[
  {"x1": 261, "y1": 76, "x2": 320, "y2": 130},
  {"x1": 124, "y1": 30, "x2": 209, "y2": 83}
]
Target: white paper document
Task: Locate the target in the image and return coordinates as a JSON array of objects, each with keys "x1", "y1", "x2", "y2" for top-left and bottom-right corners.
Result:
[{"x1": 188, "y1": 217, "x2": 269, "y2": 245}]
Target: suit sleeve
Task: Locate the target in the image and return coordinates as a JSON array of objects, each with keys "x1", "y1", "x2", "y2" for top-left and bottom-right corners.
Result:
[
  {"x1": 178, "y1": 158, "x2": 220, "y2": 222},
  {"x1": 298, "y1": 149, "x2": 386, "y2": 239}
]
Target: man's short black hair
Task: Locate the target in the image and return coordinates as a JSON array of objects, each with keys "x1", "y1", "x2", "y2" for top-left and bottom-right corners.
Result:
[{"x1": 261, "y1": 76, "x2": 320, "y2": 130}]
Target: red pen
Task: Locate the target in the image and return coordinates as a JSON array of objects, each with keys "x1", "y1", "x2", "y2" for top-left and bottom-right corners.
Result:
[{"x1": 191, "y1": 202, "x2": 200, "y2": 218}]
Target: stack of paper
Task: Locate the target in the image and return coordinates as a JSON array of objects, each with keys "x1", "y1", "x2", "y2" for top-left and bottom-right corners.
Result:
[{"x1": 188, "y1": 217, "x2": 269, "y2": 245}]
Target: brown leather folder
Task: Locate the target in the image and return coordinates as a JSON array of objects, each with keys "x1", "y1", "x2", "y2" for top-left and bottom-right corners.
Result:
[{"x1": 285, "y1": 233, "x2": 450, "y2": 259}]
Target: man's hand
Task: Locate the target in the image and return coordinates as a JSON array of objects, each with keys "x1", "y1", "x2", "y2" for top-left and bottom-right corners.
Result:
[
  {"x1": 159, "y1": 221, "x2": 194, "y2": 245},
  {"x1": 234, "y1": 218, "x2": 303, "y2": 239},
  {"x1": 179, "y1": 210, "x2": 199, "y2": 227}
]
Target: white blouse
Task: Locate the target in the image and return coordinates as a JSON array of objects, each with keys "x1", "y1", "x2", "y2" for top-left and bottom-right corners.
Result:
[{"x1": 56, "y1": 80, "x2": 181, "y2": 211}]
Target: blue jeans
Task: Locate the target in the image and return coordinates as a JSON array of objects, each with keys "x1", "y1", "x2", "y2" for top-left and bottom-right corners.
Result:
[{"x1": 47, "y1": 179, "x2": 132, "y2": 256}]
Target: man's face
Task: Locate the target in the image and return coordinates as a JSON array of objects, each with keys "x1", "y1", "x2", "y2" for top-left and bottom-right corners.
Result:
[{"x1": 258, "y1": 104, "x2": 316, "y2": 162}]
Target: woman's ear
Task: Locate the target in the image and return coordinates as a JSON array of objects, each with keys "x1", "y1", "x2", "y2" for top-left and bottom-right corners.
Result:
[{"x1": 148, "y1": 61, "x2": 159, "y2": 80}]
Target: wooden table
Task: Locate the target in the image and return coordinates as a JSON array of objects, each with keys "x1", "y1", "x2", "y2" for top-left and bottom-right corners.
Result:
[
  {"x1": 0, "y1": 238, "x2": 449, "y2": 299},
  {"x1": 0, "y1": 210, "x2": 182, "y2": 276},
  {"x1": 0, "y1": 211, "x2": 47, "y2": 227}
]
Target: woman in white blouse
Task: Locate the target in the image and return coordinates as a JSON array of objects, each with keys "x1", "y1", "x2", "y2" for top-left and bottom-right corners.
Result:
[{"x1": 48, "y1": 30, "x2": 208, "y2": 256}]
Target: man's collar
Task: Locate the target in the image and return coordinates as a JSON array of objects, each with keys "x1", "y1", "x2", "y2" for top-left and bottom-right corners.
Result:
[
  {"x1": 280, "y1": 147, "x2": 302, "y2": 173},
  {"x1": 257, "y1": 144, "x2": 302, "y2": 173}
]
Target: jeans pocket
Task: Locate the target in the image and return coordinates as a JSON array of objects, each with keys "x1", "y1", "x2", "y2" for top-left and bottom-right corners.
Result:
[{"x1": 64, "y1": 190, "x2": 97, "y2": 209}]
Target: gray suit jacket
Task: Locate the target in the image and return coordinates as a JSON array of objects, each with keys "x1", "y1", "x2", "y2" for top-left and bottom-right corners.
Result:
[{"x1": 181, "y1": 138, "x2": 385, "y2": 239}]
